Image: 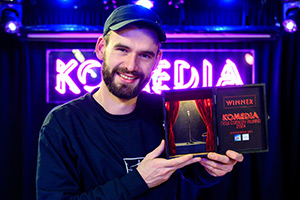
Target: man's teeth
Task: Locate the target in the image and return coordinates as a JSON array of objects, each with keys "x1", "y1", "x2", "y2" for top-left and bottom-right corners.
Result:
[{"x1": 119, "y1": 73, "x2": 136, "y2": 80}]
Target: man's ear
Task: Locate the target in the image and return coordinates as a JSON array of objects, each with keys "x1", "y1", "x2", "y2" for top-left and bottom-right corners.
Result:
[{"x1": 95, "y1": 37, "x2": 105, "y2": 60}]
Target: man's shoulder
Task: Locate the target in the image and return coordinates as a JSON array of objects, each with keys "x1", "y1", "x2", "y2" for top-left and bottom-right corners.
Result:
[{"x1": 42, "y1": 93, "x2": 92, "y2": 127}]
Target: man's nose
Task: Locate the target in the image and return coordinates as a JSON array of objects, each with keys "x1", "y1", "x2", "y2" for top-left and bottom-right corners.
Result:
[{"x1": 124, "y1": 53, "x2": 138, "y2": 72}]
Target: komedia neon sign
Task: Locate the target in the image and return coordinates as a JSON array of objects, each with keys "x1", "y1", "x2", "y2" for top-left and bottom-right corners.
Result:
[{"x1": 47, "y1": 49, "x2": 254, "y2": 103}]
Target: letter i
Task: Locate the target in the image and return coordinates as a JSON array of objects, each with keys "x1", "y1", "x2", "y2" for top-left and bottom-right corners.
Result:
[{"x1": 203, "y1": 59, "x2": 213, "y2": 87}]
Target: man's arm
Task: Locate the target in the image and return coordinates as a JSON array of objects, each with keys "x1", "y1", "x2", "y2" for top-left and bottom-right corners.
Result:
[
  {"x1": 36, "y1": 116, "x2": 149, "y2": 200},
  {"x1": 137, "y1": 140, "x2": 243, "y2": 189}
]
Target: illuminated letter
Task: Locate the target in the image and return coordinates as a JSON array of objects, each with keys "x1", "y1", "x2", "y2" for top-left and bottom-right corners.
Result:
[
  {"x1": 77, "y1": 59, "x2": 102, "y2": 92},
  {"x1": 55, "y1": 59, "x2": 80, "y2": 94},
  {"x1": 174, "y1": 60, "x2": 199, "y2": 89},
  {"x1": 142, "y1": 82, "x2": 151, "y2": 93},
  {"x1": 216, "y1": 59, "x2": 244, "y2": 86},
  {"x1": 203, "y1": 59, "x2": 213, "y2": 87},
  {"x1": 151, "y1": 59, "x2": 171, "y2": 94}
]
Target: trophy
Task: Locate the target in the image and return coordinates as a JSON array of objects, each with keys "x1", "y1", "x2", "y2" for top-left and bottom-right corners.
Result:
[{"x1": 162, "y1": 84, "x2": 269, "y2": 158}]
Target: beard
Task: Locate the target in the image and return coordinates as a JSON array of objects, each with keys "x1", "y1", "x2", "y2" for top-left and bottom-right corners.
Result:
[{"x1": 101, "y1": 55, "x2": 151, "y2": 100}]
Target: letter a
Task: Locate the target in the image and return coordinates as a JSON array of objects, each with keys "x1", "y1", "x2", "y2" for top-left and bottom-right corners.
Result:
[{"x1": 216, "y1": 59, "x2": 244, "y2": 86}]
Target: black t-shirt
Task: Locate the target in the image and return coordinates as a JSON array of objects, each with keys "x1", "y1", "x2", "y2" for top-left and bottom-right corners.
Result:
[{"x1": 36, "y1": 90, "x2": 220, "y2": 200}]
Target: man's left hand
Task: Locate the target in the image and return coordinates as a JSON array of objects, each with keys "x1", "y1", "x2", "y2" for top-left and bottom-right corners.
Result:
[{"x1": 199, "y1": 150, "x2": 244, "y2": 177}]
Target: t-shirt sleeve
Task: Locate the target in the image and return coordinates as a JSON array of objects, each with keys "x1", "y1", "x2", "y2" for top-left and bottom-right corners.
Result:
[
  {"x1": 36, "y1": 112, "x2": 149, "y2": 200},
  {"x1": 179, "y1": 162, "x2": 222, "y2": 188}
]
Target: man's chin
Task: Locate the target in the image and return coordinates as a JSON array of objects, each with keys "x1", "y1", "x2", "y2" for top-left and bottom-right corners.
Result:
[{"x1": 107, "y1": 83, "x2": 141, "y2": 100}]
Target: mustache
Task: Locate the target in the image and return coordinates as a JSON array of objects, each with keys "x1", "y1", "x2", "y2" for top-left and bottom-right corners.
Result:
[{"x1": 112, "y1": 67, "x2": 144, "y2": 78}]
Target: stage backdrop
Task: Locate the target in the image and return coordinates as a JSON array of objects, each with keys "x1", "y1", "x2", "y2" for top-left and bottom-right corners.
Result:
[{"x1": 1, "y1": 0, "x2": 299, "y2": 200}]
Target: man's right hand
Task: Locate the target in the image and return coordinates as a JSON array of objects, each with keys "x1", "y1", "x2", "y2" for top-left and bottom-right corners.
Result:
[{"x1": 137, "y1": 140, "x2": 201, "y2": 188}]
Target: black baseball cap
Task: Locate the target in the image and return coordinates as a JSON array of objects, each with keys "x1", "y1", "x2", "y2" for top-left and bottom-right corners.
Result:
[{"x1": 103, "y1": 4, "x2": 166, "y2": 42}]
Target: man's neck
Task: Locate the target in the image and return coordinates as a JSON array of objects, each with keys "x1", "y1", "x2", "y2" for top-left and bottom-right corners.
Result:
[{"x1": 93, "y1": 83, "x2": 138, "y2": 115}]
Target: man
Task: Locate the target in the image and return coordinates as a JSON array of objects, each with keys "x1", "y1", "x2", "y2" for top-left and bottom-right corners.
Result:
[{"x1": 36, "y1": 4, "x2": 243, "y2": 199}]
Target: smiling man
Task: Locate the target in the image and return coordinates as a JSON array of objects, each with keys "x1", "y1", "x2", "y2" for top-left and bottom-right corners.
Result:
[
  {"x1": 93, "y1": 24, "x2": 162, "y2": 114},
  {"x1": 36, "y1": 4, "x2": 243, "y2": 200}
]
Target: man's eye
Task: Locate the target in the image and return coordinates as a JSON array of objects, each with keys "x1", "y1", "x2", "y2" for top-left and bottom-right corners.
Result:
[
  {"x1": 117, "y1": 48, "x2": 128, "y2": 53},
  {"x1": 140, "y1": 54, "x2": 151, "y2": 59}
]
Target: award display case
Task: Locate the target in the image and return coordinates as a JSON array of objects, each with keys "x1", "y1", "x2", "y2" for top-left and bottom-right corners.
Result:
[{"x1": 162, "y1": 84, "x2": 269, "y2": 158}]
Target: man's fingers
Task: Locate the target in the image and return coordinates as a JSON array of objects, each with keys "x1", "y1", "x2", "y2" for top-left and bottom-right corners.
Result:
[
  {"x1": 165, "y1": 155, "x2": 201, "y2": 170},
  {"x1": 207, "y1": 152, "x2": 232, "y2": 164},
  {"x1": 202, "y1": 164, "x2": 227, "y2": 177},
  {"x1": 146, "y1": 140, "x2": 165, "y2": 159},
  {"x1": 226, "y1": 150, "x2": 244, "y2": 162},
  {"x1": 175, "y1": 156, "x2": 201, "y2": 169},
  {"x1": 200, "y1": 158, "x2": 234, "y2": 172}
]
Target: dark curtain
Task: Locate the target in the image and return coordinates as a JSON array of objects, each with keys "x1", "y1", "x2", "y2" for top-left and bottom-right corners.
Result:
[
  {"x1": 1, "y1": 0, "x2": 299, "y2": 199},
  {"x1": 165, "y1": 101, "x2": 180, "y2": 156},
  {"x1": 194, "y1": 99, "x2": 215, "y2": 152}
]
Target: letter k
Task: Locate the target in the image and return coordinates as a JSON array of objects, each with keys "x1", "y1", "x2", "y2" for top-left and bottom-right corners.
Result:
[{"x1": 55, "y1": 59, "x2": 81, "y2": 94}]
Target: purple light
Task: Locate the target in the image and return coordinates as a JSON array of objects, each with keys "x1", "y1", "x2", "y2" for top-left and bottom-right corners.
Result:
[
  {"x1": 135, "y1": 0, "x2": 154, "y2": 9},
  {"x1": 216, "y1": 59, "x2": 244, "y2": 86},
  {"x1": 149, "y1": 59, "x2": 171, "y2": 94},
  {"x1": 54, "y1": 58, "x2": 244, "y2": 95},
  {"x1": 47, "y1": 49, "x2": 254, "y2": 103},
  {"x1": 55, "y1": 59, "x2": 81, "y2": 94},
  {"x1": 283, "y1": 19, "x2": 297, "y2": 33},
  {"x1": 103, "y1": 0, "x2": 117, "y2": 10},
  {"x1": 173, "y1": 60, "x2": 199, "y2": 89},
  {"x1": 168, "y1": 0, "x2": 184, "y2": 9},
  {"x1": 203, "y1": 59, "x2": 213, "y2": 87},
  {"x1": 4, "y1": 21, "x2": 19, "y2": 34},
  {"x1": 77, "y1": 60, "x2": 102, "y2": 92}
]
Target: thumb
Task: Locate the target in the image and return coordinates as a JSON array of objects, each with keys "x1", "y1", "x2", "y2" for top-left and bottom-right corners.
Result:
[{"x1": 146, "y1": 140, "x2": 165, "y2": 159}]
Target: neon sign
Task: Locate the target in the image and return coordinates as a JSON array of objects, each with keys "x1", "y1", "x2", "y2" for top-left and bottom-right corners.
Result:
[{"x1": 47, "y1": 49, "x2": 255, "y2": 103}]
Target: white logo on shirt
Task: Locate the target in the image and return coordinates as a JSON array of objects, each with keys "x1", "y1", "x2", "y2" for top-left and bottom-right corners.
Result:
[{"x1": 123, "y1": 157, "x2": 144, "y2": 173}]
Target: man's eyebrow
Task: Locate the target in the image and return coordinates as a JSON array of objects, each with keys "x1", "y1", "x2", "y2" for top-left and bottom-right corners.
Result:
[
  {"x1": 113, "y1": 43, "x2": 130, "y2": 49},
  {"x1": 113, "y1": 43, "x2": 157, "y2": 57}
]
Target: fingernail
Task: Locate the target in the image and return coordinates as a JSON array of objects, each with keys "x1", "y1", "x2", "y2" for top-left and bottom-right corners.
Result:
[
  {"x1": 208, "y1": 153, "x2": 215, "y2": 159},
  {"x1": 226, "y1": 150, "x2": 234, "y2": 157}
]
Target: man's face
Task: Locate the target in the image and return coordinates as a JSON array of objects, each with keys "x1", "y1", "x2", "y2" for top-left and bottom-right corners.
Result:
[{"x1": 96, "y1": 26, "x2": 162, "y2": 100}]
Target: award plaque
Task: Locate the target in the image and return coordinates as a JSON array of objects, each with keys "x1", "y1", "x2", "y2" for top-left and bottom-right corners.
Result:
[{"x1": 162, "y1": 84, "x2": 269, "y2": 158}]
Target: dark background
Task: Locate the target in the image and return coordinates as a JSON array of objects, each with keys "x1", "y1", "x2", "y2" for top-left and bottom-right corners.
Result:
[{"x1": 1, "y1": 0, "x2": 299, "y2": 199}]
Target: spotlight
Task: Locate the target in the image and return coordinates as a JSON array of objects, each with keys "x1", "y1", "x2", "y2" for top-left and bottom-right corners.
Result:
[
  {"x1": 134, "y1": 0, "x2": 154, "y2": 9},
  {"x1": 103, "y1": 0, "x2": 117, "y2": 10},
  {"x1": 168, "y1": 0, "x2": 184, "y2": 9},
  {"x1": 6, "y1": 21, "x2": 18, "y2": 33},
  {"x1": 282, "y1": 0, "x2": 300, "y2": 33},
  {"x1": 0, "y1": 0, "x2": 22, "y2": 34},
  {"x1": 283, "y1": 18, "x2": 297, "y2": 32}
]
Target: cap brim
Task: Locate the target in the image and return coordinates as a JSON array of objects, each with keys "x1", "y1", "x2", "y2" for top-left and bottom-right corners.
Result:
[{"x1": 109, "y1": 19, "x2": 166, "y2": 42}]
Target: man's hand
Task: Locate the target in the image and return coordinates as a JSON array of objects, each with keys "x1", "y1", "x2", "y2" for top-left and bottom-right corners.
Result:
[
  {"x1": 199, "y1": 150, "x2": 244, "y2": 177},
  {"x1": 137, "y1": 140, "x2": 201, "y2": 188}
]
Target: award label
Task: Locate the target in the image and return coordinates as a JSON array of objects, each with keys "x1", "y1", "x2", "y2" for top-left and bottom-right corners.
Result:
[{"x1": 215, "y1": 85, "x2": 268, "y2": 154}]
